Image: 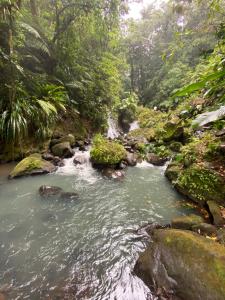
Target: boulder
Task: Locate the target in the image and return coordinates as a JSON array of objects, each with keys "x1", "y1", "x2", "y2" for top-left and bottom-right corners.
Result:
[
  {"x1": 73, "y1": 154, "x2": 88, "y2": 165},
  {"x1": 165, "y1": 162, "x2": 182, "y2": 182},
  {"x1": 174, "y1": 164, "x2": 225, "y2": 206},
  {"x1": 160, "y1": 120, "x2": 184, "y2": 142},
  {"x1": 207, "y1": 201, "x2": 225, "y2": 226},
  {"x1": 192, "y1": 106, "x2": 225, "y2": 129},
  {"x1": 39, "y1": 185, "x2": 63, "y2": 198},
  {"x1": 134, "y1": 229, "x2": 225, "y2": 300},
  {"x1": 42, "y1": 153, "x2": 63, "y2": 166},
  {"x1": 146, "y1": 153, "x2": 167, "y2": 166},
  {"x1": 9, "y1": 154, "x2": 57, "y2": 179},
  {"x1": 125, "y1": 153, "x2": 138, "y2": 166},
  {"x1": 50, "y1": 134, "x2": 75, "y2": 148},
  {"x1": 51, "y1": 142, "x2": 74, "y2": 158},
  {"x1": 171, "y1": 214, "x2": 204, "y2": 230},
  {"x1": 192, "y1": 223, "x2": 217, "y2": 236}
]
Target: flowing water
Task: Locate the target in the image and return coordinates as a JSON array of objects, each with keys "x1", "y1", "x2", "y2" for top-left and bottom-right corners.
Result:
[
  {"x1": 0, "y1": 150, "x2": 197, "y2": 300},
  {"x1": 129, "y1": 121, "x2": 139, "y2": 131},
  {"x1": 107, "y1": 117, "x2": 119, "y2": 139}
]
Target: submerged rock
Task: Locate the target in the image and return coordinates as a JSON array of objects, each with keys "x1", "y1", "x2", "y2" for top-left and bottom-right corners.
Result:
[
  {"x1": 51, "y1": 142, "x2": 74, "y2": 158},
  {"x1": 171, "y1": 214, "x2": 204, "y2": 230},
  {"x1": 102, "y1": 168, "x2": 125, "y2": 179},
  {"x1": 134, "y1": 228, "x2": 225, "y2": 300},
  {"x1": 9, "y1": 154, "x2": 56, "y2": 179},
  {"x1": 39, "y1": 185, "x2": 63, "y2": 198},
  {"x1": 60, "y1": 192, "x2": 79, "y2": 201}
]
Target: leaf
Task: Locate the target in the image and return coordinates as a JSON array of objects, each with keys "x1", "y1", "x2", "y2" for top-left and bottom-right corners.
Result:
[
  {"x1": 37, "y1": 100, "x2": 57, "y2": 116},
  {"x1": 173, "y1": 69, "x2": 225, "y2": 97}
]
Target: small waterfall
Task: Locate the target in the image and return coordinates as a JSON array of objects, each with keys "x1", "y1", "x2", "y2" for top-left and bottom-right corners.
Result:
[
  {"x1": 129, "y1": 120, "x2": 139, "y2": 131},
  {"x1": 107, "y1": 116, "x2": 119, "y2": 139},
  {"x1": 56, "y1": 148, "x2": 98, "y2": 184}
]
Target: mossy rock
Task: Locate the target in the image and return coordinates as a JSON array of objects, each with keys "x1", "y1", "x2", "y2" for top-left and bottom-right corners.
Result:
[
  {"x1": 157, "y1": 120, "x2": 184, "y2": 142},
  {"x1": 165, "y1": 162, "x2": 183, "y2": 182},
  {"x1": 90, "y1": 134, "x2": 126, "y2": 166},
  {"x1": 175, "y1": 164, "x2": 225, "y2": 206},
  {"x1": 9, "y1": 154, "x2": 56, "y2": 179},
  {"x1": 134, "y1": 228, "x2": 225, "y2": 300},
  {"x1": 171, "y1": 214, "x2": 204, "y2": 230},
  {"x1": 169, "y1": 141, "x2": 182, "y2": 152},
  {"x1": 51, "y1": 142, "x2": 74, "y2": 158},
  {"x1": 128, "y1": 128, "x2": 155, "y2": 142}
]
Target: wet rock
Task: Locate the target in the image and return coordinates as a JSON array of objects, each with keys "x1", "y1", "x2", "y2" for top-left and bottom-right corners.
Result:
[
  {"x1": 119, "y1": 161, "x2": 127, "y2": 169},
  {"x1": 192, "y1": 223, "x2": 217, "y2": 236},
  {"x1": 102, "y1": 168, "x2": 125, "y2": 179},
  {"x1": 39, "y1": 185, "x2": 63, "y2": 198},
  {"x1": 134, "y1": 228, "x2": 225, "y2": 300},
  {"x1": 215, "y1": 128, "x2": 225, "y2": 137},
  {"x1": 73, "y1": 154, "x2": 88, "y2": 165},
  {"x1": 125, "y1": 153, "x2": 138, "y2": 166},
  {"x1": 165, "y1": 162, "x2": 182, "y2": 182},
  {"x1": 146, "y1": 153, "x2": 167, "y2": 166},
  {"x1": 42, "y1": 153, "x2": 63, "y2": 167},
  {"x1": 207, "y1": 201, "x2": 225, "y2": 226},
  {"x1": 60, "y1": 192, "x2": 79, "y2": 201},
  {"x1": 171, "y1": 214, "x2": 204, "y2": 230},
  {"x1": 9, "y1": 154, "x2": 57, "y2": 179},
  {"x1": 51, "y1": 142, "x2": 74, "y2": 158}
]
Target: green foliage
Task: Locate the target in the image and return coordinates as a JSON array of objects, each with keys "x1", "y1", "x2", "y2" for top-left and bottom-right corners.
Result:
[{"x1": 90, "y1": 134, "x2": 126, "y2": 165}]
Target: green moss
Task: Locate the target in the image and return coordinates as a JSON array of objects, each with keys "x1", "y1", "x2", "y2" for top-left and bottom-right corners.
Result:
[
  {"x1": 176, "y1": 165, "x2": 225, "y2": 205},
  {"x1": 90, "y1": 134, "x2": 126, "y2": 165},
  {"x1": 128, "y1": 128, "x2": 156, "y2": 141}
]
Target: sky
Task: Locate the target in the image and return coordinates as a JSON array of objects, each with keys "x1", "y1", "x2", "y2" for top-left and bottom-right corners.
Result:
[{"x1": 128, "y1": 0, "x2": 166, "y2": 19}]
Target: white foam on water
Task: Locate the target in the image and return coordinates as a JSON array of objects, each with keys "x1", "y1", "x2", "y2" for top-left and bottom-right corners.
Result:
[
  {"x1": 107, "y1": 116, "x2": 119, "y2": 139},
  {"x1": 56, "y1": 148, "x2": 98, "y2": 184},
  {"x1": 129, "y1": 120, "x2": 139, "y2": 131}
]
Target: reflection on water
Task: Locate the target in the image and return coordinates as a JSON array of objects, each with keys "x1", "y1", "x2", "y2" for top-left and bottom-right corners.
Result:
[{"x1": 0, "y1": 155, "x2": 196, "y2": 299}]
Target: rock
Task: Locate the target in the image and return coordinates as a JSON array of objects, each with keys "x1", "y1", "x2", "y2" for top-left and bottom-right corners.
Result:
[
  {"x1": 165, "y1": 162, "x2": 182, "y2": 182},
  {"x1": 125, "y1": 153, "x2": 138, "y2": 166},
  {"x1": 146, "y1": 153, "x2": 167, "y2": 166},
  {"x1": 39, "y1": 185, "x2": 63, "y2": 198},
  {"x1": 192, "y1": 106, "x2": 225, "y2": 128},
  {"x1": 60, "y1": 192, "x2": 79, "y2": 201},
  {"x1": 9, "y1": 154, "x2": 57, "y2": 179},
  {"x1": 215, "y1": 128, "x2": 225, "y2": 137},
  {"x1": 51, "y1": 142, "x2": 74, "y2": 158},
  {"x1": 192, "y1": 223, "x2": 217, "y2": 235},
  {"x1": 42, "y1": 153, "x2": 63, "y2": 166},
  {"x1": 207, "y1": 201, "x2": 225, "y2": 226},
  {"x1": 50, "y1": 134, "x2": 76, "y2": 148},
  {"x1": 160, "y1": 120, "x2": 184, "y2": 142},
  {"x1": 169, "y1": 141, "x2": 182, "y2": 152},
  {"x1": 171, "y1": 214, "x2": 204, "y2": 230},
  {"x1": 119, "y1": 161, "x2": 127, "y2": 169},
  {"x1": 90, "y1": 135, "x2": 126, "y2": 167},
  {"x1": 102, "y1": 168, "x2": 125, "y2": 179},
  {"x1": 217, "y1": 228, "x2": 225, "y2": 245},
  {"x1": 73, "y1": 154, "x2": 88, "y2": 165},
  {"x1": 134, "y1": 228, "x2": 225, "y2": 300},
  {"x1": 174, "y1": 164, "x2": 225, "y2": 206}
]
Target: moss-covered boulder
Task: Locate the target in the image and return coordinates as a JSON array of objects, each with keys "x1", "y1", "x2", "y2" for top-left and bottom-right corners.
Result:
[
  {"x1": 134, "y1": 228, "x2": 225, "y2": 300},
  {"x1": 165, "y1": 162, "x2": 182, "y2": 182},
  {"x1": 175, "y1": 165, "x2": 225, "y2": 206},
  {"x1": 9, "y1": 154, "x2": 56, "y2": 179},
  {"x1": 171, "y1": 214, "x2": 204, "y2": 230},
  {"x1": 90, "y1": 134, "x2": 126, "y2": 167},
  {"x1": 128, "y1": 128, "x2": 155, "y2": 142},
  {"x1": 51, "y1": 142, "x2": 74, "y2": 158},
  {"x1": 157, "y1": 120, "x2": 184, "y2": 142}
]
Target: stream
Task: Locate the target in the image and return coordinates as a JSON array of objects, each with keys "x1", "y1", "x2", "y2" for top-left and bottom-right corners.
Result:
[{"x1": 0, "y1": 149, "x2": 198, "y2": 299}]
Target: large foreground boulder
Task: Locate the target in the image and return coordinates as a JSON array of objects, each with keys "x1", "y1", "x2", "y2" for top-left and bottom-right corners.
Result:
[
  {"x1": 9, "y1": 154, "x2": 57, "y2": 179},
  {"x1": 134, "y1": 229, "x2": 225, "y2": 300},
  {"x1": 51, "y1": 142, "x2": 74, "y2": 158}
]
